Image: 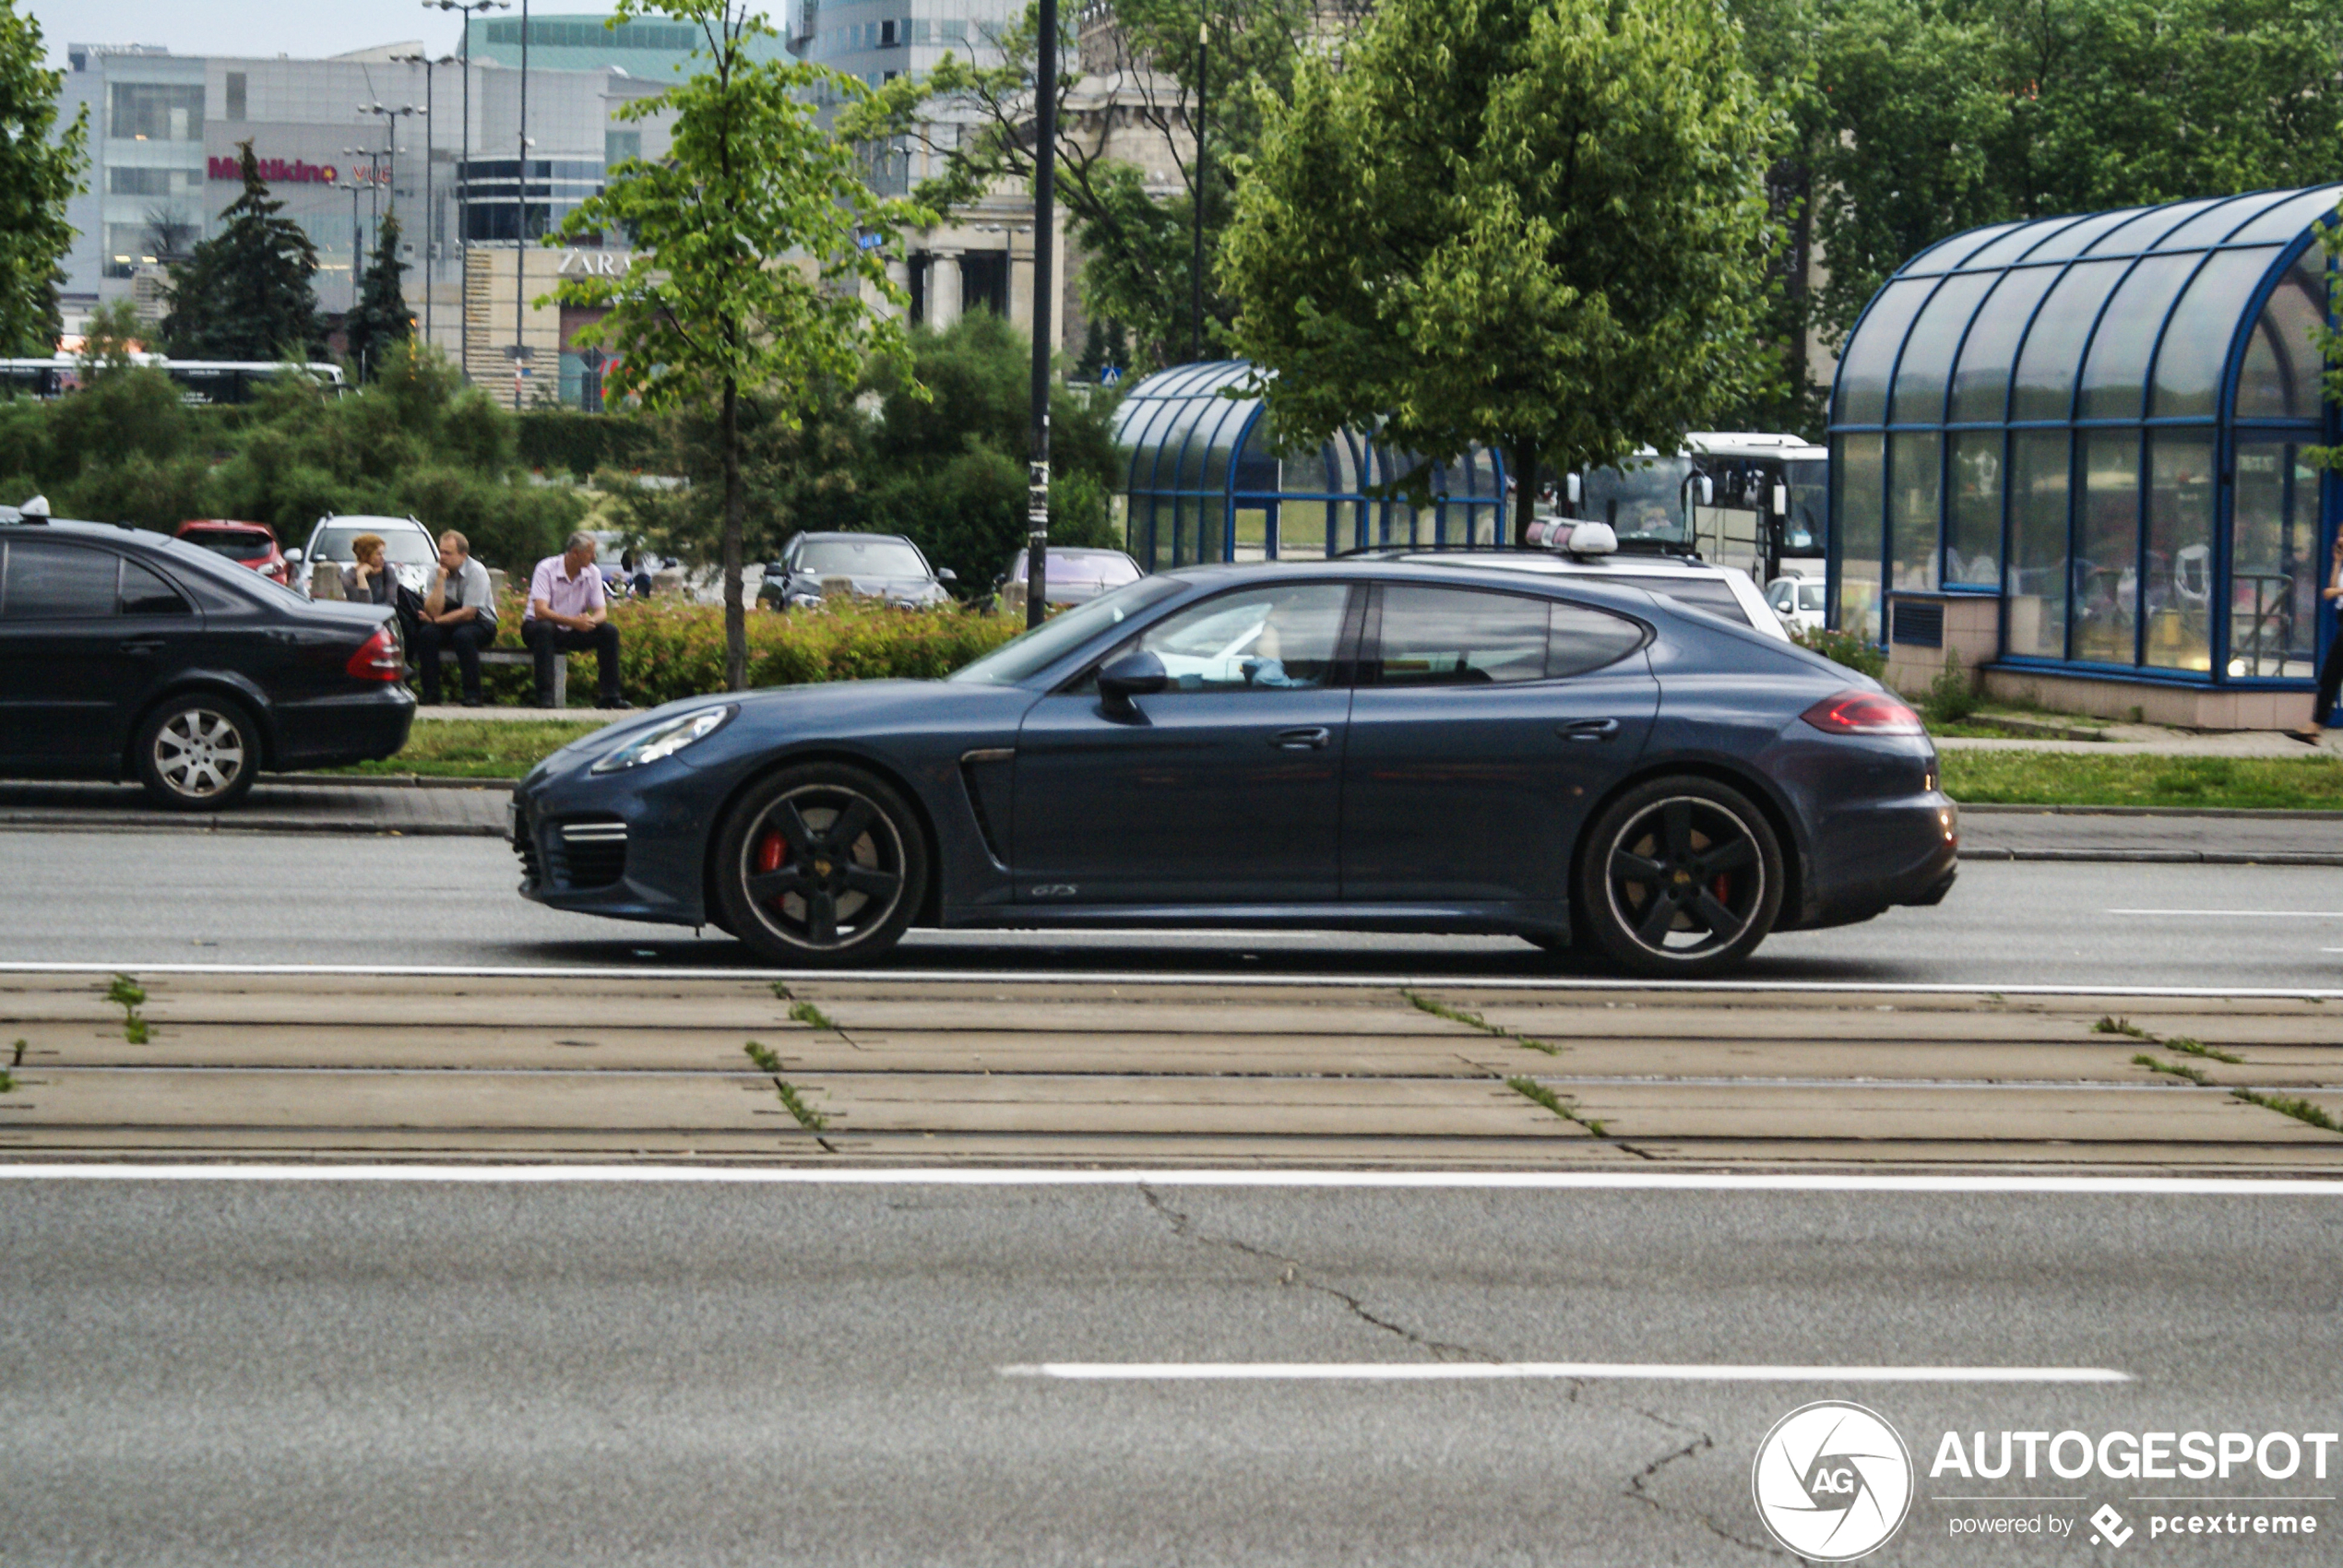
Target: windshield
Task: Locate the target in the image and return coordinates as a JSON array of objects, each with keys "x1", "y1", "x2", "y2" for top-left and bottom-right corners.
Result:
[
  {"x1": 185, "y1": 531, "x2": 272, "y2": 562},
  {"x1": 799, "y1": 538, "x2": 930, "y2": 578},
  {"x1": 951, "y1": 576, "x2": 1188, "y2": 685},
  {"x1": 311, "y1": 524, "x2": 434, "y2": 564},
  {"x1": 1582, "y1": 457, "x2": 1694, "y2": 545},
  {"x1": 1783, "y1": 458, "x2": 1827, "y2": 553},
  {"x1": 1609, "y1": 574, "x2": 1751, "y2": 626},
  {"x1": 1007, "y1": 550, "x2": 1142, "y2": 585}
]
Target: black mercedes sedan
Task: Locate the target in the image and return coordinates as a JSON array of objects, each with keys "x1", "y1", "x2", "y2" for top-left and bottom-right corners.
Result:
[
  {"x1": 0, "y1": 513, "x2": 415, "y2": 808},
  {"x1": 514, "y1": 552, "x2": 1956, "y2": 977}
]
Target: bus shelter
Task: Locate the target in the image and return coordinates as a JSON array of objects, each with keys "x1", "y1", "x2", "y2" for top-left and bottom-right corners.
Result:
[
  {"x1": 1827, "y1": 185, "x2": 2339, "y2": 726},
  {"x1": 1110, "y1": 361, "x2": 1510, "y2": 568}
]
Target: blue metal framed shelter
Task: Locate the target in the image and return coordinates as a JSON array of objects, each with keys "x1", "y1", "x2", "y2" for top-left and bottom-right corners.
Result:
[
  {"x1": 1826, "y1": 185, "x2": 2340, "y2": 699},
  {"x1": 1110, "y1": 362, "x2": 1511, "y2": 569}
]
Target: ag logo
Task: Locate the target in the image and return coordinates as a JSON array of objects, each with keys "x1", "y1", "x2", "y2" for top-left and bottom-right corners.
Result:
[{"x1": 1751, "y1": 1400, "x2": 1914, "y2": 1561}]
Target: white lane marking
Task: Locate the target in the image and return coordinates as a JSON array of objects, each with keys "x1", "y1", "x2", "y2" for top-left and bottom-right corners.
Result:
[
  {"x1": 2107, "y1": 909, "x2": 2343, "y2": 919},
  {"x1": 0, "y1": 961, "x2": 2337, "y2": 999},
  {"x1": 999, "y1": 1362, "x2": 2132, "y2": 1384},
  {"x1": 0, "y1": 1166, "x2": 2337, "y2": 1194}
]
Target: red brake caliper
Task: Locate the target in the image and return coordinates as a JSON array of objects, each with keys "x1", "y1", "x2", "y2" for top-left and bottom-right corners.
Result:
[{"x1": 755, "y1": 832, "x2": 787, "y2": 900}]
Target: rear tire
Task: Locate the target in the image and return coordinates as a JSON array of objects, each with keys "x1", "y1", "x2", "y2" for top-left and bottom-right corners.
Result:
[
  {"x1": 133, "y1": 694, "x2": 262, "y2": 810},
  {"x1": 712, "y1": 763, "x2": 927, "y2": 967},
  {"x1": 1576, "y1": 777, "x2": 1782, "y2": 979}
]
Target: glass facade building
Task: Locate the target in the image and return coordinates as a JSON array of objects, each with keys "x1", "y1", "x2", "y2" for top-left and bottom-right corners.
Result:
[
  {"x1": 1112, "y1": 362, "x2": 1511, "y2": 569},
  {"x1": 1828, "y1": 186, "x2": 2338, "y2": 701}
]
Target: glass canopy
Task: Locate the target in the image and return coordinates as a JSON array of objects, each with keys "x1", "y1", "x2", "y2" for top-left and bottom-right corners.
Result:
[
  {"x1": 1829, "y1": 186, "x2": 2339, "y2": 684},
  {"x1": 1110, "y1": 362, "x2": 1510, "y2": 569}
]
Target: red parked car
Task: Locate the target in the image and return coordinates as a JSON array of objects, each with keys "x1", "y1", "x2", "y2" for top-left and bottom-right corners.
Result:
[{"x1": 175, "y1": 520, "x2": 289, "y2": 587}]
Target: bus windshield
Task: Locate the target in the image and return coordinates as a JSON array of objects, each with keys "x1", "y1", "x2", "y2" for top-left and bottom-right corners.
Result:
[
  {"x1": 1783, "y1": 458, "x2": 1827, "y2": 554},
  {"x1": 1581, "y1": 456, "x2": 1695, "y2": 545}
]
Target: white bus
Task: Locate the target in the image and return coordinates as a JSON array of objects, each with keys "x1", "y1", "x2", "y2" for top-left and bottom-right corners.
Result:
[{"x1": 0, "y1": 356, "x2": 347, "y2": 404}]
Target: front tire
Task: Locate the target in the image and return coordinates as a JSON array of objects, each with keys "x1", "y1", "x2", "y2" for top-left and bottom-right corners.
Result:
[
  {"x1": 134, "y1": 695, "x2": 262, "y2": 810},
  {"x1": 712, "y1": 763, "x2": 927, "y2": 967},
  {"x1": 1576, "y1": 777, "x2": 1783, "y2": 979}
]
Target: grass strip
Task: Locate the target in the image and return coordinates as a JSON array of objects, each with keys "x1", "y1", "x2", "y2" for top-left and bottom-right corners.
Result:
[
  {"x1": 2230, "y1": 1088, "x2": 2343, "y2": 1135},
  {"x1": 1506, "y1": 1076, "x2": 1608, "y2": 1136},
  {"x1": 1939, "y1": 751, "x2": 2343, "y2": 811},
  {"x1": 2133, "y1": 1052, "x2": 2213, "y2": 1087},
  {"x1": 328, "y1": 719, "x2": 606, "y2": 779},
  {"x1": 742, "y1": 1040, "x2": 831, "y2": 1132},
  {"x1": 2165, "y1": 1036, "x2": 2243, "y2": 1063}
]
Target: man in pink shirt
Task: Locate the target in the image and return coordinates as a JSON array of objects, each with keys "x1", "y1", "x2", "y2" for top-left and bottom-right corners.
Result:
[{"x1": 522, "y1": 530, "x2": 629, "y2": 708}]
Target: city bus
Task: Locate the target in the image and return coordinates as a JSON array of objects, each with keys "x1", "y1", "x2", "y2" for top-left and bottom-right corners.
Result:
[
  {"x1": 1557, "y1": 433, "x2": 1828, "y2": 586},
  {"x1": 0, "y1": 357, "x2": 347, "y2": 404}
]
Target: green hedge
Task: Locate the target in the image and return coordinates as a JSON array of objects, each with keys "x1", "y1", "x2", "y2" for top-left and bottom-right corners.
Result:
[
  {"x1": 515, "y1": 410, "x2": 661, "y2": 478},
  {"x1": 452, "y1": 591, "x2": 1026, "y2": 707}
]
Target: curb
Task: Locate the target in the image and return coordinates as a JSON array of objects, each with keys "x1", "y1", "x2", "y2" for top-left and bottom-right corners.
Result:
[
  {"x1": 0, "y1": 813, "x2": 505, "y2": 837},
  {"x1": 1957, "y1": 802, "x2": 2343, "y2": 822},
  {"x1": 1957, "y1": 848, "x2": 2343, "y2": 865},
  {"x1": 276, "y1": 773, "x2": 520, "y2": 790}
]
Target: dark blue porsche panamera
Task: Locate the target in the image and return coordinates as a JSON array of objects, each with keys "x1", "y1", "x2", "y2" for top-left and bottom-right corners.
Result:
[{"x1": 511, "y1": 553, "x2": 1957, "y2": 976}]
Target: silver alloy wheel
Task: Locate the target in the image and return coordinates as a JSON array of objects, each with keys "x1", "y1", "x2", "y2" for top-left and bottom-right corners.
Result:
[
  {"x1": 1602, "y1": 793, "x2": 1766, "y2": 961},
  {"x1": 739, "y1": 783, "x2": 910, "y2": 952},
  {"x1": 150, "y1": 707, "x2": 248, "y2": 801}
]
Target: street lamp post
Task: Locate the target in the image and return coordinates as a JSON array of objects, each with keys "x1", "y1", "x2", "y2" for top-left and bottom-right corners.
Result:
[
  {"x1": 428, "y1": 0, "x2": 513, "y2": 383},
  {"x1": 514, "y1": 0, "x2": 531, "y2": 410},
  {"x1": 1025, "y1": 0, "x2": 1059, "y2": 628},
  {"x1": 1191, "y1": 9, "x2": 1207, "y2": 362},
  {"x1": 391, "y1": 52, "x2": 458, "y2": 350}
]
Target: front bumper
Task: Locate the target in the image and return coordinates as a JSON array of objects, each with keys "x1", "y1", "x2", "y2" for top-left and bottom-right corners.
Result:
[{"x1": 510, "y1": 749, "x2": 717, "y2": 927}]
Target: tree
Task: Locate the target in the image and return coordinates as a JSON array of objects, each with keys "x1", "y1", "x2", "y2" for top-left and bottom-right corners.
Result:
[
  {"x1": 346, "y1": 210, "x2": 412, "y2": 380},
  {"x1": 846, "y1": 0, "x2": 1372, "y2": 372},
  {"x1": 1222, "y1": 0, "x2": 1781, "y2": 546},
  {"x1": 552, "y1": 0, "x2": 931, "y2": 691},
  {"x1": 160, "y1": 140, "x2": 323, "y2": 362},
  {"x1": 0, "y1": 0, "x2": 88, "y2": 355}
]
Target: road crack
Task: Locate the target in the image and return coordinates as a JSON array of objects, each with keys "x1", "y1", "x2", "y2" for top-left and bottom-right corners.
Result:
[{"x1": 1139, "y1": 1186, "x2": 1500, "y2": 1363}]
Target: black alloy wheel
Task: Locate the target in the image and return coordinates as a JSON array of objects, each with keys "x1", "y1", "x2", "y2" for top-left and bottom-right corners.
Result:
[
  {"x1": 1576, "y1": 777, "x2": 1783, "y2": 978},
  {"x1": 713, "y1": 764, "x2": 927, "y2": 966},
  {"x1": 133, "y1": 695, "x2": 262, "y2": 811}
]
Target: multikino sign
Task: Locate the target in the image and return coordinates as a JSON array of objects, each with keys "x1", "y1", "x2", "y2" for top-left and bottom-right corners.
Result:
[{"x1": 208, "y1": 155, "x2": 338, "y2": 184}]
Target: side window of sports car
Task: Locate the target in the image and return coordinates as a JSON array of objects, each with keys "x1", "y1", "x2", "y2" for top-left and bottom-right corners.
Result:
[
  {"x1": 1545, "y1": 600, "x2": 1647, "y2": 677},
  {"x1": 1123, "y1": 582, "x2": 1351, "y2": 692}
]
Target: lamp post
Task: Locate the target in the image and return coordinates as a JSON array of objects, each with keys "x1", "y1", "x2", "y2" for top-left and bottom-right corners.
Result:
[
  {"x1": 390, "y1": 52, "x2": 458, "y2": 350},
  {"x1": 338, "y1": 176, "x2": 364, "y2": 314},
  {"x1": 1191, "y1": 8, "x2": 1207, "y2": 362},
  {"x1": 359, "y1": 102, "x2": 417, "y2": 215},
  {"x1": 514, "y1": 0, "x2": 532, "y2": 410},
  {"x1": 428, "y1": 0, "x2": 512, "y2": 383},
  {"x1": 1025, "y1": 0, "x2": 1058, "y2": 628}
]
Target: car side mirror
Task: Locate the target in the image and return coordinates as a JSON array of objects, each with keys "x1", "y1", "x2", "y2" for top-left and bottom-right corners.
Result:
[
  {"x1": 285, "y1": 548, "x2": 303, "y2": 564},
  {"x1": 1097, "y1": 650, "x2": 1168, "y2": 714},
  {"x1": 937, "y1": 567, "x2": 957, "y2": 583}
]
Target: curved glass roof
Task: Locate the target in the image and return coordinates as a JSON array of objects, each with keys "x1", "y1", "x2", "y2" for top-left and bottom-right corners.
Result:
[
  {"x1": 1110, "y1": 361, "x2": 1508, "y2": 566},
  {"x1": 1838, "y1": 184, "x2": 2340, "y2": 433}
]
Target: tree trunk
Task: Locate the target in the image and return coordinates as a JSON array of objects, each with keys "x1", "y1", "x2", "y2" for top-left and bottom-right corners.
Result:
[
  {"x1": 1509, "y1": 435, "x2": 1540, "y2": 548},
  {"x1": 720, "y1": 372, "x2": 747, "y2": 693}
]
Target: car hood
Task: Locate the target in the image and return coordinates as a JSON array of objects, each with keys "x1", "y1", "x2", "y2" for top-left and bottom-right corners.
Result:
[{"x1": 780, "y1": 572, "x2": 946, "y2": 599}]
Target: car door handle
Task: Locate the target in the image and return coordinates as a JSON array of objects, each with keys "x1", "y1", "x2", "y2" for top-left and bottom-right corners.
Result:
[
  {"x1": 1558, "y1": 719, "x2": 1621, "y2": 742},
  {"x1": 119, "y1": 638, "x2": 166, "y2": 656},
  {"x1": 1271, "y1": 727, "x2": 1331, "y2": 751}
]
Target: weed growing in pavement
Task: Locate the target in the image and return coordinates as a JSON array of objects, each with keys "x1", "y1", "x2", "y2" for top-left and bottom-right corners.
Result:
[
  {"x1": 787, "y1": 999, "x2": 837, "y2": 1031},
  {"x1": 9, "y1": 1039, "x2": 22, "y2": 1066},
  {"x1": 2093, "y1": 1016, "x2": 2149, "y2": 1039},
  {"x1": 1506, "y1": 1076, "x2": 1607, "y2": 1136},
  {"x1": 770, "y1": 980, "x2": 793, "y2": 1002},
  {"x1": 743, "y1": 1040, "x2": 832, "y2": 1133},
  {"x1": 107, "y1": 975, "x2": 149, "y2": 1044},
  {"x1": 2134, "y1": 1052, "x2": 2213, "y2": 1087},
  {"x1": 1402, "y1": 990, "x2": 1560, "y2": 1055},
  {"x1": 2230, "y1": 1088, "x2": 2343, "y2": 1135},
  {"x1": 0, "y1": 1070, "x2": 12, "y2": 1093},
  {"x1": 2164, "y1": 1036, "x2": 2243, "y2": 1063}
]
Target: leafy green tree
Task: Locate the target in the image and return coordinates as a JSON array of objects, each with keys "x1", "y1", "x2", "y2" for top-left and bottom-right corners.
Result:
[
  {"x1": 1223, "y1": 0, "x2": 1781, "y2": 546},
  {"x1": 161, "y1": 140, "x2": 324, "y2": 362},
  {"x1": 552, "y1": 0, "x2": 930, "y2": 691},
  {"x1": 345, "y1": 210, "x2": 412, "y2": 380},
  {"x1": 0, "y1": 0, "x2": 88, "y2": 355}
]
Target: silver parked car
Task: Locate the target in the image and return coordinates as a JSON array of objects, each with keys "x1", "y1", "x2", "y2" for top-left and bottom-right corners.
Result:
[{"x1": 291, "y1": 515, "x2": 436, "y2": 600}]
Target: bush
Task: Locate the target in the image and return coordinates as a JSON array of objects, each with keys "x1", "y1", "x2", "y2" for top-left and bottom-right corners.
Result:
[
  {"x1": 459, "y1": 588, "x2": 1027, "y2": 707},
  {"x1": 1922, "y1": 650, "x2": 1980, "y2": 724},
  {"x1": 517, "y1": 410, "x2": 660, "y2": 478},
  {"x1": 1792, "y1": 624, "x2": 1887, "y2": 679}
]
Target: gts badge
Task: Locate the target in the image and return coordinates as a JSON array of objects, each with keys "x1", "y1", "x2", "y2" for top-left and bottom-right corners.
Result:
[{"x1": 1029, "y1": 885, "x2": 1078, "y2": 898}]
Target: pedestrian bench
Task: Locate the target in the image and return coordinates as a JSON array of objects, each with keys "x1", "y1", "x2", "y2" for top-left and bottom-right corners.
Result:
[{"x1": 423, "y1": 647, "x2": 565, "y2": 707}]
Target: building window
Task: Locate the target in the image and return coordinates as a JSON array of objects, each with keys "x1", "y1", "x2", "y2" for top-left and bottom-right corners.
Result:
[
  {"x1": 108, "y1": 82, "x2": 205, "y2": 142},
  {"x1": 224, "y1": 71, "x2": 246, "y2": 122},
  {"x1": 605, "y1": 129, "x2": 641, "y2": 167}
]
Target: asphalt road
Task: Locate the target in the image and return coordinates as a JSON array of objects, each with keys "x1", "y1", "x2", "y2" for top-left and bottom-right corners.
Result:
[
  {"x1": 1, "y1": 828, "x2": 2338, "y2": 986},
  {"x1": 0, "y1": 1175, "x2": 2336, "y2": 1565}
]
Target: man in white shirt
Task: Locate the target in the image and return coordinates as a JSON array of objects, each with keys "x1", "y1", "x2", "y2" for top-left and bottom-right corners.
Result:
[
  {"x1": 415, "y1": 529, "x2": 498, "y2": 707},
  {"x1": 523, "y1": 530, "x2": 628, "y2": 709}
]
